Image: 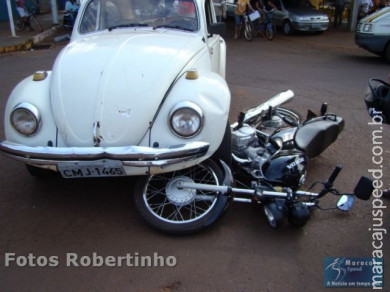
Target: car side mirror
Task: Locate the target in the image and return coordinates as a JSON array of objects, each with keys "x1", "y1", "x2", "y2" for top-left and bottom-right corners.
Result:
[
  {"x1": 208, "y1": 22, "x2": 226, "y2": 36},
  {"x1": 353, "y1": 176, "x2": 373, "y2": 201}
]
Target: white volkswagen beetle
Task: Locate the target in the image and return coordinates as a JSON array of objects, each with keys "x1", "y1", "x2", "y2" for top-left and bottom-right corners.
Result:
[{"x1": 0, "y1": 0, "x2": 231, "y2": 234}]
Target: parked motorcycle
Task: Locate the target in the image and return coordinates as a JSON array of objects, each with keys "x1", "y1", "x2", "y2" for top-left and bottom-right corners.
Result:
[{"x1": 134, "y1": 90, "x2": 373, "y2": 235}]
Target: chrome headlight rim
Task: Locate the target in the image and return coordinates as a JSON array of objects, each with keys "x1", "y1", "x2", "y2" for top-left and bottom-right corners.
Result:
[
  {"x1": 10, "y1": 102, "x2": 41, "y2": 136},
  {"x1": 169, "y1": 101, "x2": 204, "y2": 139},
  {"x1": 362, "y1": 23, "x2": 373, "y2": 33}
]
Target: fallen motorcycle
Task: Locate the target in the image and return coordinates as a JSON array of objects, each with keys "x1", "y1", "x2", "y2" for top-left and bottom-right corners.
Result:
[{"x1": 134, "y1": 90, "x2": 373, "y2": 234}]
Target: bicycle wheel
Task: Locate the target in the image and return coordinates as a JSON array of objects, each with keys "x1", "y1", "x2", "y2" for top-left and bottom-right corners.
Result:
[
  {"x1": 265, "y1": 22, "x2": 274, "y2": 40},
  {"x1": 15, "y1": 18, "x2": 25, "y2": 31},
  {"x1": 244, "y1": 21, "x2": 254, "y2": 41},
  {"x1": 29, "y1": 15, "x2": 43, "y2": 32}
]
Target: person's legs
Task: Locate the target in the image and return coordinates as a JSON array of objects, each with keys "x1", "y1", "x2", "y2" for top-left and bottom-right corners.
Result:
[
  {"x1": 234, "y1": 14, "x2": 242, "y2": 39},
  {"x1": 334, "y1": 7, "x2": 341, "y2": 27}
]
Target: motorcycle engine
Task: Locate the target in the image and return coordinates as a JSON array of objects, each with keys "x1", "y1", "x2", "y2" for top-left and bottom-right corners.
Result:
[
  {"x1": 232, "y1": 126, "x2": 257, "y2": 155},
  {"x1": 232, "y1": 125, "x2": 307, "y2": 189},
  {"x1": 232, "y1": 125, "x2": 273, "y2": 175}
]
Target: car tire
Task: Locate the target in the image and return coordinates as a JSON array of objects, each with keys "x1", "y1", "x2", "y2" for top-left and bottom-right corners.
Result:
[
  {"x1": 25, "y1": 164, "x2": 58, "y2": 177},
  {"x1": 134, "y1": 159, "x2": 229, "y2": 235},
  {"x1": 211, "y1": 122, "x2": 232, "y2": 168},
  {"x1": 283, "y1": 20, "x2": 293, "y2": 35}
]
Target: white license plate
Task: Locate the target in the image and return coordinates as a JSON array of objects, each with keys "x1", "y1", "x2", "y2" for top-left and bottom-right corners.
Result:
[
  {"x1": 312, "y1": 23, "x2": 321, "y2": 29},
  {"x1": 58, "y1": 160, "x2": 126, "y2": 178}
]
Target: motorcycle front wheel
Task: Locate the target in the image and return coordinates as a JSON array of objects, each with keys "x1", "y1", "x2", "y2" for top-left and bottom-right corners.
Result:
[{"x1": 134, "y1": 159, "x2": 229, "y2": 235}]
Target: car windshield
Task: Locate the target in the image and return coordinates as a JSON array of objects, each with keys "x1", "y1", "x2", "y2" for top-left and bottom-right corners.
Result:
[{"x1": 79, "y1": 0, "x2": 199, "y2": 34}]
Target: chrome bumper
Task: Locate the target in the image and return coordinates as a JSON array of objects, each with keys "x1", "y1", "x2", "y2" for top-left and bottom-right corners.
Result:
[{"x1": 0, "y1": 141, "x2": 209, "y2": 167}]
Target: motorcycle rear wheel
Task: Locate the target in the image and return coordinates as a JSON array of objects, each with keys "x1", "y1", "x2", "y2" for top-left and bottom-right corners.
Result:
[{"x1": 134, "y1": 159, "x2": 229, "y2": 235}]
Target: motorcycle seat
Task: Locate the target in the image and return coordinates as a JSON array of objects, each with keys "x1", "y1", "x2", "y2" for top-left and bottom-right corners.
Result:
[{"x1": 295, "y1": 116, "x2": 344, "y2": 159}]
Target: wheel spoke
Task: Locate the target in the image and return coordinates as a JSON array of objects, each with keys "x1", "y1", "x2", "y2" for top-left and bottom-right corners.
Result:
[{"x1": 142, "y1": 162, "x2": 220, "y2": 224}]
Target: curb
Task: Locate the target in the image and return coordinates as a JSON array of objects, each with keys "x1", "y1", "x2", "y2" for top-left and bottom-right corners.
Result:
[{"x1": 0, "y1": 24, "x2": 63, "y2": 54}]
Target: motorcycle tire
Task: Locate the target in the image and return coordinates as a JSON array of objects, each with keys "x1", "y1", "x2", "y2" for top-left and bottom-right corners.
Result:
[
  {"x1": 244, "y1": 21, "x2": 254, "y2": 41},
  {"x1": 211, "y1": 122, "x2": 232, "y2": 168},
  {"x1": 134, "y1": 159, "x2": 229, "y2": 235}
]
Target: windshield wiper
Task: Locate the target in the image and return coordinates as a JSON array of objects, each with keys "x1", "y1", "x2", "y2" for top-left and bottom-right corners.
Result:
[
  {"x1": 153, "y1": 25, "x2": 193, "y2": 32},
  {"x1": 108, "y1": 23, "x2": 149, "y2": 31}
]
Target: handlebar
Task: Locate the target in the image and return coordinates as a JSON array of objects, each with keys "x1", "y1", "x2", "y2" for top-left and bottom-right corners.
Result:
[
  {"x1": 327, "y1": 165, "x2": 342, "y2": 186},
  {"x1": 178, "y1": 164, "x2": 346, "y2": 202}
]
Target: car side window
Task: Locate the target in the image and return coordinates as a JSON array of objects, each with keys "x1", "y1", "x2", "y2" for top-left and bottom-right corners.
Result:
[{"x1": 80, "y1": 0, "x2": 100, "y2": 34}]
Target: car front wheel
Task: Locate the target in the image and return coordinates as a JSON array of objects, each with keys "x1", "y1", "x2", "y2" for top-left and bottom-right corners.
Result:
[{"x1": 134, "y1": 159, "x2": 229, "y2": 235}]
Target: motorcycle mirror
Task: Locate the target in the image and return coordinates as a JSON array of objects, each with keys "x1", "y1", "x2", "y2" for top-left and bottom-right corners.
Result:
[
  {"x1": 353, "y1": 176, "x2": 373, "y2": 201},
  {"x1": 337, "y1": 195, "x2": 355, "y2": 211}
]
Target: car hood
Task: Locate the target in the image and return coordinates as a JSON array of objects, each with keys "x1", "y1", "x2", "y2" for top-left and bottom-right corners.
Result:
[
  {"x1": 50, "y1": 33, "x2": 204, "y2": 147},
  {"x1": 286, "y1": 7, "x2": 327, "y2": 18}
]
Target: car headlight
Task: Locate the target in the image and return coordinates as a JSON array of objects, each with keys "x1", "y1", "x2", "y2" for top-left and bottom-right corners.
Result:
[
  {"x1": 169, "y1": 101, "x2": 203, "y2": 138},
  {"x1": 362, "y1": 23, "x2": 373, "y2": 33},
  {"x1": 10, "y1": 102, "x2": 41, "y2": 136}
]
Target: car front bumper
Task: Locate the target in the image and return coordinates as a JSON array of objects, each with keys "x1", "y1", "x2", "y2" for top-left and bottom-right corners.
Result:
[
  {"x1": 293, "y1": 21, "x2": 328, "y2": 32},
  {"x1": 0, "y1": 140, "x2": 209, "y2": 172},
  {"x1": 355, "y1": 33, "x2": 388, "y2": 55}
]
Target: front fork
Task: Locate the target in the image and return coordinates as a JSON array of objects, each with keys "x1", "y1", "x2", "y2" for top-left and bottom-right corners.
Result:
[{"x1": 177, "y1": 160, "x2": 318, "y2": 206}]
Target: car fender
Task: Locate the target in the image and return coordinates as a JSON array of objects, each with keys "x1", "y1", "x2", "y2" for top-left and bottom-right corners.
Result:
[
  {"x1": 4, "y1": 72, "x2": 60, "y2": 147},
  {"x1": 141, "y1": 69, "x2": 231, "y2": 159}
]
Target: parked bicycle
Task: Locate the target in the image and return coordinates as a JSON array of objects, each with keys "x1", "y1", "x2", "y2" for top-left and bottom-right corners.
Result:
[
  {"x1": 236, "y1": 12, "x2": 255, "y2": 41},
  {"x1": 15, "y1": 7, "x2": 43, "y2": 32},
  {"x1": 259, "y1": 9, "x2": 275, "y2": 40}
]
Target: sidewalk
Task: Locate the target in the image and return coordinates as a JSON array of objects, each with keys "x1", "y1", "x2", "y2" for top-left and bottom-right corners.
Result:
[{"x1": 0, "y1": 12, "x2": 65, "y2": 54}]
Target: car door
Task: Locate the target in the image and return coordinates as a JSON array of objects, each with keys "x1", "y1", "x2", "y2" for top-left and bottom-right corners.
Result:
[{"x1": 205, "y1": 0, "x2": 224, "y2": 77}]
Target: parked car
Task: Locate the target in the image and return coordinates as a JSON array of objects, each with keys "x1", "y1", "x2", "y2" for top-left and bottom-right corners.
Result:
[
  {"x1": 272, "y1": 0, "x2": 329, "y2": 35},
  {"x1": 226, "y1": 0, "x2": 237, "y2": 17},
  {"x1": 0, "y1": 0, "x2": 230, "y2": 179},
  {"x1": 355, "y1": 7, "x2": 390, "y2": 62},
  {"x1": 224, "y1": 0, "x2": 329, "y2": 35}
]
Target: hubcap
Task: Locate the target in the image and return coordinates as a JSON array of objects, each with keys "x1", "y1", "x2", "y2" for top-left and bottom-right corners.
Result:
[{"x1": 166, "y1": 176, "x2": 196, "y2": 207}]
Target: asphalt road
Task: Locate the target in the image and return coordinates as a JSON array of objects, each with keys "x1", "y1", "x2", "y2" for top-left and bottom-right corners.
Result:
[{"x1": 0, "y1": 24, "x2": 389, "y2": 292}]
